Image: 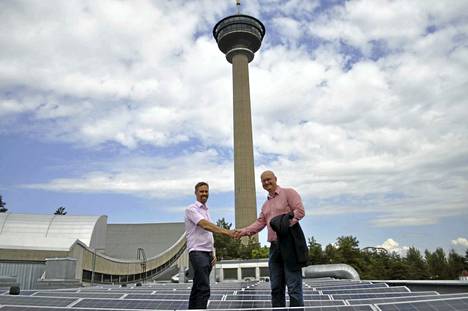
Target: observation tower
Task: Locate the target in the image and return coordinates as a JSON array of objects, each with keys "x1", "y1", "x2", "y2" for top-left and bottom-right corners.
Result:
[{"x1": 213, "y1": 3, "x2": 265, "y2": 235}]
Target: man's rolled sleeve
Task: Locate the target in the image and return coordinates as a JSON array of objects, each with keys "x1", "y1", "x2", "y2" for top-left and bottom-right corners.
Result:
[
  {"x1": 287, "y1": 188, "x2": 305, "y2": 226},
  {"x1": 241, "y1": 211, "x2": 266, "y2": 236},
  {"x1": 186, "y1": 206, "x2": 204, "y2": 226}
]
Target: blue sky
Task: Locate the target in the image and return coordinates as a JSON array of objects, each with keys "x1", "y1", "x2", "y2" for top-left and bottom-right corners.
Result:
[{"x1": 1, "y1": 0, "x2": 467, "y2": 255}]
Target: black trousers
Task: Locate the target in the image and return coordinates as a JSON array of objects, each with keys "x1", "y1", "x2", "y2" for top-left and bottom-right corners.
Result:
[
  {"x1": 188, "y1": 251, "x2": 213, "y2": 309},
  {"x1": 269, "y1": 242, "x2": 304, "y2": 308}
]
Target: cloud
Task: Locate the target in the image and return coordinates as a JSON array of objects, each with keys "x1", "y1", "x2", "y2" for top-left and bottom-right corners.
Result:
[
  {"x1": 451, "y1": 237, "x2": 468, "y2": 248},
  {"x1": 307, "y1": 0, "x2": 468, "y2": 54},
  {"x1": 22, "y1": 149, "x2": 234, "y2": 198},
  {"x1": 378, "y1": 238, "x2": 409, "y2": 256},
  {"x1": 0, "y1": 1, "x2": 233, "y2": 149},
  {"x1": 1, "y1": 0, "x2": 468, "y2": 231}
]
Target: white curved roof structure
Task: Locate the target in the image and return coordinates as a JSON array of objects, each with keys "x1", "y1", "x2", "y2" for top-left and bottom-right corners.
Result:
[
  {"x1": 0, "y1": 213, "x2": 107, "y2": 251},
  {"x1": 104, "y1": 223, "x2": 186, "y2": 259}
]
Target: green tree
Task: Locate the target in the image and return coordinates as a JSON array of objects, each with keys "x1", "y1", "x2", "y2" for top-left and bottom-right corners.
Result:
[
  {"x1": 308, "y1": 237, "x2": 324, "y2": 265},
  {"x1": 54, "y1": 206, "x2": 67, "y2": 215},
  {"x1": 0, "y1": 195, "x2": 7, "y2": 213},
  {"x1": 335, "y1": 236, "x2": 362, "y2": 272},
  {"x1": 324, "y1": 243, "x2": 338, "y2": 264},
  {"x1": 405, "y1": 247, "x2": 429, "y2": 279},
  {"x1": 213, "y1": 218, "x2": 241, "y2": 260},
  {"x1": 425, "y1": 248, "x2": 449, "y2": 279},
  {"x1": 388, "y1": 253, "x2": 409, "y2": 279},
  {"x1": 238, "y1": 237, "x2": 261, "y2": 259},
  {"x1": 465, "y1": 250, "x2": 468, "y2": 271},
  {"x1": 447, "y1": 249, "x2": 465, "y2": 279},
  {"x1": 251, "y1": 245, "x2": 269, "y2": 259},
  {"x1": 361, "y1": 250, "x2": 392, "y2": 280}
]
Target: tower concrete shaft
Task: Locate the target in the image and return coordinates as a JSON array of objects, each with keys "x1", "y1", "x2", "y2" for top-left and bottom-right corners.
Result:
[
  {"x1": 232, "y1": 53, "x2": 257, "y2": 230},
  {"x1": 213, "y1": 14, "x2": 265, "y2": 234}
]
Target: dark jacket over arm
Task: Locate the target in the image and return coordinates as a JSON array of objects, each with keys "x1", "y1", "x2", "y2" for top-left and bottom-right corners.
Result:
[{"x1": 270, "y1": 212, "x2": 308, "y2": 270}]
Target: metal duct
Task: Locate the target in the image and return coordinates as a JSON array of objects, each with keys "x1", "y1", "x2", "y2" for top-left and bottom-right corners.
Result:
[{"x1": 303, "y1": 264, "x2": 360, "y2": 280}]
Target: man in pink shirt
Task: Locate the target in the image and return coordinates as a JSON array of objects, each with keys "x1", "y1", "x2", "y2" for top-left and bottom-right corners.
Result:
[
  {"x1": 235, "y1": 170, "x2": 305, "y2": 307},
  {"x1": 185, "y1": 181, "x2": 235, "y2": 309}
]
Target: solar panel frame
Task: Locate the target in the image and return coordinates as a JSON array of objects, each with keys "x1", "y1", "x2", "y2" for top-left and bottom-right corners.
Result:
[
  {"x1": 347, "y1": 292, "x2": 468, "y2": 305},
  {"x1": 314, "y1": 283, "x2": 388, "y2": 291},
  {"x1": 239, "y1": 291, "x2": 321, "y2": 296},
  {"x1": 331, "y1": 291, "x2": 439, "y2": 300},
  {"x1": 0, "y1": 280, "x2": 466, "y2": 311},
  {"x1": 0, "y1": 296, "x2": 77, "y2": 307},
  {"x1": 225, "y1": 294, "x2": 332, "y2": 301},
  {"x1": 376, "y1": 296, "x2": 468, "y2": 311},
  {"x1": 197, "y1": 304, "x2": 375, "y2": 311},
  {"x1": 207, "y1": 299, "x2": 348, "y2": 309},
  {"x1": 32, "y1": 292, "x2": 125, "y2": 299},
  {"x1": 0, "y1": 307, "x2": 174, "y2": 311},
  {"x1": 123, "y1": 293, "x2": 225, "y2": 300},
  {"x1": 321, "y1": 286, "x2": 410, "y2": 294},
  {"x1": 0, "y1": 305, "x2": 375, "y2": 311},
  {"x1": 72, "y1": 297, "x2": 189, "y2": 310}
]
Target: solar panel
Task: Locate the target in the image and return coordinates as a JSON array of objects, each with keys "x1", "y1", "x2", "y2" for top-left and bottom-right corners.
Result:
[
  {"x1": 0, "y1": 279, "x2": 466, "y2": 310},
  {"x1": 315, "y1": 283, "x2": 388, "y2": 290},
  {"x1": 208, "y1": 299, "x2": 347, "y2": 309},
  {"x1": 206, "y1": 305, "x2": 375, "y2": 311},
  {"x1": 376, "y1": 297, "x2": 468, "y2": 311},
  {"x1": 0, "y1": 296, "x2": 77, "y2": 307},
  {"x1": 73, "y1": 298, "x2": 189, "y2": 309},
  {"x1": 236, "y1": 290, "x2": 322, "y2": 295},
  {"x1": 73, "y1": 288, "x2": 156, "y2": 293},
  {"x1": 0, "y1": 307, "x2": 149, "y2": 311},
  {"x1": 124, "y1": 293, "x2": 224, "y2": 300},
  {"x1": 225, "y1": 294, "x2": 331, "y2": 300},
  {"x1": 305, "y1": 280, "x2": 370, "y2": 287},
  {"x1": 322, "y1": 286, "x2": 409, "y2": 294},
  {"x1": 0, "y1": 306, "x2": 376, "y2": 311},
  {"x1": 347, "y1": 292, "x2": 468, "y2": 305},
  {"x1": 33, "y1": 291, "x2": 125, "y2": 299},
  {"x1": 331, "y1": 291, "x2": 439, "y2": 300}
]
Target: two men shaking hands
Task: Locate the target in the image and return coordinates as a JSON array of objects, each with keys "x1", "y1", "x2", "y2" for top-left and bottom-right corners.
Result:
[{"x1": 184, "y1": 170, "x2": 306, "y2": 309}]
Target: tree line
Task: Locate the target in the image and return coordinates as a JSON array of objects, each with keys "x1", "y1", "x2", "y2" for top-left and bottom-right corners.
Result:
[
  {"x1": 0, "y1": 196, "x2": 67, "y2": 215},
  {"x1": 214, "y1": 218, "x2": 468, "y2": 280}
]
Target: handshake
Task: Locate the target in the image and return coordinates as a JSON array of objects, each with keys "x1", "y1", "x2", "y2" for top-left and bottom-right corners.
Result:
[{"x1": 225, "y1": 229, "x2": 244, "y2": 239}]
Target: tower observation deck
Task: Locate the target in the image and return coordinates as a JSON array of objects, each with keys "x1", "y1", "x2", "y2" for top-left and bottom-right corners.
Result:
[
  {"x1": 213, "y1": 15, "x2": 265, "y2": 63},
  {"x1": 213, "y1": 14, "x2": 265, "y2": 237}
]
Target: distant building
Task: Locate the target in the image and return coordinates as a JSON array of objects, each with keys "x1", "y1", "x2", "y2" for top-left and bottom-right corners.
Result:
[
  {"x1": 0, "y1": 213, "x2": 187, "y2": 289},
  {"x1": 216, "y1": 258, "x2": 269, "y2": 282}
]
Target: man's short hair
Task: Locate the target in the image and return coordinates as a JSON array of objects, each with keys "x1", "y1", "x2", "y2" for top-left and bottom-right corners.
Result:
[{"x1": 195, "y1": 181, "x2": 209, "y2": 192}]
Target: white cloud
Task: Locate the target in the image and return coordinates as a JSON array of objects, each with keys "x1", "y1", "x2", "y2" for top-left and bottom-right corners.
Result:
[
  {"x1": 452, "y1": 237, "x2": 468, "y2": 248},
  {"x1": 307, "y1": 0, "x2": 468, "y2": 53},
  {"x1": 272, "y1": 17, "x2": 303, "y2": 45},
  {"x1": 1, "y1": 0, "x2": 468, "y2": 231},
  {"x1": 22, "y1": 149, "x2": 234, "y2": 198},
  {"x1": 378, "y1": 238, "x2": 409, "y2": 256}
]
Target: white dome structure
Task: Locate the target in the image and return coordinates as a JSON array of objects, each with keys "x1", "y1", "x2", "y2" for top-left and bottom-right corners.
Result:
[
  {"x1": 0, "y1": 213, "x2": 187, "y2": 287},
  {"x1": 0, "y1": 213, "x2": 107, "y2": 251}
]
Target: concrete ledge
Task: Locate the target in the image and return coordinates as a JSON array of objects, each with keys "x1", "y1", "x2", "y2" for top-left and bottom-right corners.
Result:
[
  {"x1": 36, "y1": 279, "x2": 81, "y2": 289},
  {"x1": 0, "y1": 276, "x2": 19, "y2": 288}
]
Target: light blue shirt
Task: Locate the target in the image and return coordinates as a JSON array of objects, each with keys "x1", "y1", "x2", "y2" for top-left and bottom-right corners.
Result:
[{"x1": 185, "y1": 201, "x2": 214, "y2": 253}]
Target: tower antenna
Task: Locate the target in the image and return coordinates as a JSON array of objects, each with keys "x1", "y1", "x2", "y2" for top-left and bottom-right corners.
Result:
[{"x1": 236, "y1": 0, "x2": 240, "y2": 14}]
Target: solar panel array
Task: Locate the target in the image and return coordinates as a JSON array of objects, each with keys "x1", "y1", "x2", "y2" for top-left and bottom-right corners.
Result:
[{"x1": 0, "y1": 277, "x2": 467, "y2": 310}]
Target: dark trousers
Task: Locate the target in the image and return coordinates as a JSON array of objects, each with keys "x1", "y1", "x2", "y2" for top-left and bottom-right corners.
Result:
[
  {"x1": 269, "y1": 242, "x2": 304, "y2": 307},
  {"x1": 188, "y1": 251, "x2": 213, "y2": 309}
]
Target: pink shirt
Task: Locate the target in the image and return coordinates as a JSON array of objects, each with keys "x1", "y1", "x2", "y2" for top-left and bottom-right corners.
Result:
[
  {"x1": 185, "y1": 201, "x2": 214, "y2": 253},
  {"x1": 240, "y1": 186, "x2": 305, "y2": 242}
]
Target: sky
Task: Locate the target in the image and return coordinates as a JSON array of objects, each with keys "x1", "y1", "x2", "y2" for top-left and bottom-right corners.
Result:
[{"x1": 1, "y1": 0, "x2": 467, "y2": 256}]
